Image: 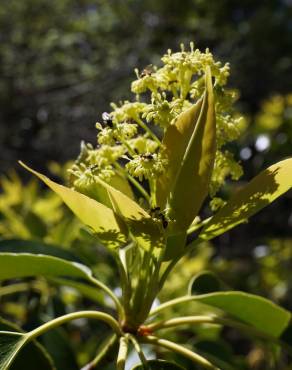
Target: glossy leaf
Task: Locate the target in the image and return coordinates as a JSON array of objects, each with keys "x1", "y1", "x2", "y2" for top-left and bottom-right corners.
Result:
[
  {"x1": 199, "y1": 158, "x2": 292, "y2": 241},
  {"x1": 157, "y1": 67, "x2": 216, "y2": 232},
  {"x1": 0, "y1": 239, "x2": 82, "y2": 263},
  {"x1": 188, "y1": 291, "x2": 290, "y2": 338},
  {"x1": 0, "y1": 318, "x2": 54, "y2": 370},
  {"x1": 0, "y1": 253, "x2": 92, "y2": 282},
  {"x1": 19, "y1": 162, "x2": 127, "y2": 249},
  {"x1": 132, "y1": 359, "x2": 185, "y2": 370},
  {"x1": 96, "y1": 177, "x2": 164, "y2": 252}
]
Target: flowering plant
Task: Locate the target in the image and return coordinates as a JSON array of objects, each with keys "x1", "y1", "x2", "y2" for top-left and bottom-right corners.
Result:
[{"x1": 1, "y1": 44, "x2": 292, "y2": 369}]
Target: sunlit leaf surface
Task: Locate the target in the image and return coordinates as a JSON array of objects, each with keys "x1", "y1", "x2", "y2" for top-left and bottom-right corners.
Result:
[
  {"x1": 19, "y1": 162, "x2": 128, "y2": 249},
  {"x1": 199, "y1": 158, "x2": 292, "y2": 241},
  {"x1": 157, "y1": 67, "x2": 216, "y2": 232}
]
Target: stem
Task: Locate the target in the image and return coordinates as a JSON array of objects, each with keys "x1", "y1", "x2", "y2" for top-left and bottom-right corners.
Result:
[
  {"x1": 147, "y1": 315, "x2": 278, "y2": 343},
  {"x1": 116, "y1": 248, "x2": 132, "y2": 320},
  {"x1": 148, "y1": 315, "x2": 219, "y2": 331},
  {"x1": 89, "y1": 276, "x2": 124, "y2": 319},
  {"x1": 27, "y1": 310, "x2": 122, "y2": 341},
  {"x1": 117, "y1": 336, "x2": 128, "y2": 370},
  {"x1": 136, "y1": 117, "x2": 161, "y2": 146},
  {"x1": 187, "y1": 216, "x2": 212, "y2": 235},
  {"x1": 142, "y1": 336, "x2": 219, "y2": 370},
  {"x1": 130, "y1": 250, "x2": 159, "y2": 327},
  {"x1": 115, "y1": 163, "x2": 151, "y2": 203},
  {"x1": 81, "y1": 334, "x2": 118, "y2": 369},
  {"x1": 158, "y1": 255, "x2": 181, "y2": 291},
  {"x1": 149, "y1": 295, "x2": 195, "y2": 317},
  {"x1": 128, "y1": 334, "x2": 149, "y2": 367},
  {"x1": 149, "y1": 178, "x2": 157, "y2": 208}
]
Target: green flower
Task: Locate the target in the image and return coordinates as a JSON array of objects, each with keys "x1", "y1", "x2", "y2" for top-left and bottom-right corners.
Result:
[{"x1": 126, "y1": 153, "x2": 168, "y2": 181}]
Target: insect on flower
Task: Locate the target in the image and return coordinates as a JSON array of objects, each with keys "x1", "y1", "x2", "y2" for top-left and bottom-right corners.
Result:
[
  {"x1": 140, "y1": 153, "x2": 154, "y2": 160},
  {"x1": 102, "y1": 112, "x2": 113, "y2": 128},
  {"x1": 140, "y1": 64, "x2": 154, "y2": 78}
]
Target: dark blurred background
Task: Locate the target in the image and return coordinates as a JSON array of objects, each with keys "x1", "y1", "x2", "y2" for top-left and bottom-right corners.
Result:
[{"x1": 1, "y1": 0, "x2": 292, "y2": 172}]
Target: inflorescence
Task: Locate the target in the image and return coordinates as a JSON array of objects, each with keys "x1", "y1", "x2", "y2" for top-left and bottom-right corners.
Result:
[{"x1": 69, "y1": 43, "x2": 244, "y2": 213}]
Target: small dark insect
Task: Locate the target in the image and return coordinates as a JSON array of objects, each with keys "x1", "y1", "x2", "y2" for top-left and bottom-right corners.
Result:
[
  {"x1": 89, "y1": 164, "x2": 99, "y2": 172},
  {"x1": 141, "y1": 153, "x2": 154, "y2": 160},
  {"x1": 150, "y1": 207, "x2": 168, "y2": 229},
  {"x1": 140, "y1": 64, "x2": 154, "y2": 78},
  {"x1": 150, "y1": 206, "x2": 160, "y2": 218},
  {"x1": 102, "y1": 112, "x2": 113, "y2": 127},
  {"x1": 161, "y1": 214, "x2": 169, "y2": 229}
]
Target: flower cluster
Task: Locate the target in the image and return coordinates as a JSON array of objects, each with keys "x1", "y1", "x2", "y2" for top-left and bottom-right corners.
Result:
[{"x1": 69, "y1": 43, "x2": 244, "y2": 212}]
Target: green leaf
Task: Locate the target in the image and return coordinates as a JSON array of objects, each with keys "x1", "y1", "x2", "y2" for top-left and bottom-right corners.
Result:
[
  {"x1": 0, "y1": 331, "x2": 26, "y2": 370},
  {"x1": 132, "y1": 359, "x2": 185, "y2": 370},
  {"x1": 19, "y1": 162, "x2": 128, "y2": 249},
  {"x1": 74, "y1": 172, "x2": 134, "y2": 209},
  {"x1": 0, "y1": 317, "x2": 54, "y2": 370},
  {"x1": 163, "y1": 231, "x2": 187, "y2": 260},
  {"x1": 189, "y1": 271, "x2": 226, "y2": 295},
  {"x1": 110, "y1": 172, "x2": 134, "y2": 200},
  {"x1": 199, "y1": 158, "x2": 292, "y2": 241},
  {"x1": 0, "y1": 253, "x2": 92, "y2": 282},
  {"x1": 96, "y1": 177, "x2": 164, "y2": 252},
  {"x1": 189, "y1": 291, "x2": 290, "y2": 338},
  {"x1": 0, "y1": 239, "x2": 82, "y2": 263},
  {"x1": 157, "y1": 67, "x2": 216, "y2": 232},
  {"x1": 0, "y1": 253, "x2": 116, "y2": 308}
]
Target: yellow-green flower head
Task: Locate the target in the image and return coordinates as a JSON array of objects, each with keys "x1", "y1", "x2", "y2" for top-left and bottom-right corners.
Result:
[
  {"x1": 128, "y1": 136, "x2": 158, "y2": 154},
  {"x1": 87, "y1": 145, "x2": 125, "y2": 168},
  {"x1": 126, "y1": 153, "x2": 168, "y2": 181},
  {"x1": 115, "y1": 122, "x2": 138, "y2": 140},
  {"x1": 70, "y1": 43, "x2": 245, "y2": 207},
  {"x1": 110, "y1": 101, "x2": 147, "y2": 122},
  {"x1": 143, "y1": 92, "x2": 183, "y2": 128}
]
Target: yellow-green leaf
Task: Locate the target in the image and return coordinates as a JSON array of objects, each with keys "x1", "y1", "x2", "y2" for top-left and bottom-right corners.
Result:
[
  {"x1": 96, "y1": 177, "x2": 164, "y2": 252},
  {"x1": 158, "y1": 67, "x2": 216, "y2": 232},
  {"x1": 156, "y1": 98, "x2": 203, "y2": 209},
  {"x1": 199, "y1": 158, "x2": 292, "y2": 241},
  {"x1": 19, "y1": 162, "x2": 127, "y2": 249},
  {"x1": 74, "y1": 172, "x2": 134, "y2": 209}
]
